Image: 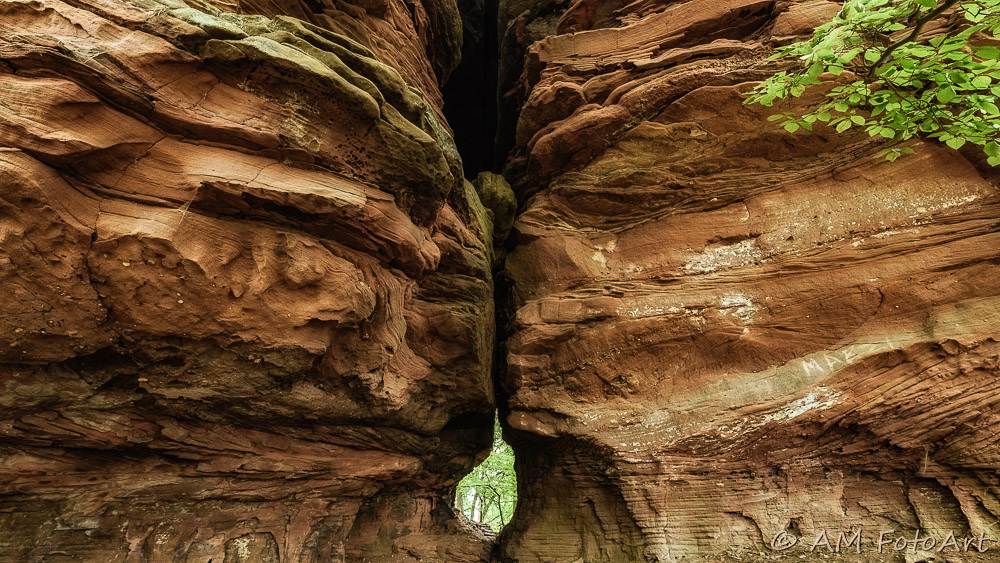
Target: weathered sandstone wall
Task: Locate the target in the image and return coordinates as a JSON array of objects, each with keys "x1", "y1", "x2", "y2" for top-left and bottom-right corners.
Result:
[
  {"x1": 496, "y1": 0, "x2": 1000, "y2": 561},
  {"x1": 0, "y1": 0, "x2": 499, "y2": 560},
  {"x1": 3, "y1": 0, "x2": 1000, "y2": 560}
]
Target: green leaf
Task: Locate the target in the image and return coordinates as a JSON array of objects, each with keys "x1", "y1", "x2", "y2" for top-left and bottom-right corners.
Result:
[
  {"x1": 972, "y1": 75, "x2": 992, "y2": 89},
  {"x1": 937, "y1": 86, "x2": 958, "y2": 103},
  {"x1": 977, "y1": 46, "x2": 1000, "y2": 59},
  {"x1": 745, "y1": 0, "x2": 1000, "y2": 161},
  {"x1": 838, "y1": 48, "x2": 862, "y2": 64},
  {"x1": 946, "y1": 137, "x2": 967, "y2": 149}
]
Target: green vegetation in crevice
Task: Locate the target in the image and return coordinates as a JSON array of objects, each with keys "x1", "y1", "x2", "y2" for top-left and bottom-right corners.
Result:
[{"x1": 456, "y1": 418, "x2": 516, "y2": 531}]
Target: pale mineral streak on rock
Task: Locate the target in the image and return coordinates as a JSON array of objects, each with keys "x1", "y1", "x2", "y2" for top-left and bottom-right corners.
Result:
[
  {"x1": 683, "y1": 239, "x2": 766, "y2": 275},
  {"x1": 0, "y1": 0, "x2": 495, "y2": 560},
  {"x1": 498, "y1": 0, "x2": 1000, "y2": 560}
]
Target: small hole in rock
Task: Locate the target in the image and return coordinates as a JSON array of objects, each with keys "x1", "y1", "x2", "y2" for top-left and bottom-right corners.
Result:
[{"x1": 454, "y1": 416, "x2": 516, "y2": 532}]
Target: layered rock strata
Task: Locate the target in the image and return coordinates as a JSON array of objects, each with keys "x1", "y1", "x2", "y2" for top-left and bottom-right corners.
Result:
[
  {"x1": 0, "y1": 0, "x2": 497, "y2": 560},
  {"x1": 498, "y1": 0, "x2": 1000, "y2": 560},
  {"x1": 5, "y1": 0, "x2": 1000, "y2": 560}
]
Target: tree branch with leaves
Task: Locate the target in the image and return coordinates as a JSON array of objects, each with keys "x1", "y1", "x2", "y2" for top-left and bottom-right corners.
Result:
[{"x1": 746, "y1": 0, "x2": 1000, "y2": 163}]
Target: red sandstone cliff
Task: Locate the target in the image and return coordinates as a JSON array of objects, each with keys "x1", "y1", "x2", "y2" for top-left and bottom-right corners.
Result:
[
  {"x1": 2, "y1": 0, "x2": 1000, "y2": 560},
  {"x1": 497, "y1": 0, "x2": 1000, "y2": 561},
  {"x1": 0, "y1": 0, "x2": 498, "y2": 560}
]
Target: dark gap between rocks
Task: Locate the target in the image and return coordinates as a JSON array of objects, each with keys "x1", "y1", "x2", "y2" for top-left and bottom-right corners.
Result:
[
  {"x1": 441, "y1": 0, "x2": 521, "y2": 536},
  {"x1": 442, "y1": 0, "x2": 500, "y2": 176}
]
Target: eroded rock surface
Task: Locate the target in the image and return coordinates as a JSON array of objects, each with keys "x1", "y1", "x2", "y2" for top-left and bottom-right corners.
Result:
[
  {"x1": 498, "y1": 0, "x2": 1000, "y2": 560},
  {"x1": 0, "y1": 0, "x2": 496, "y2": 560},
  {"x1": 6, "y1": 0, "x2": 1000, "y2": 559}
]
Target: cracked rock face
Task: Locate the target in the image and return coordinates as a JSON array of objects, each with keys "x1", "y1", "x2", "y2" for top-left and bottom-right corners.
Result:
[
  {"x1": 0, "y1": 0, "x2": 495, "y2": 560},
  {"x1": 498, "y1": 0, "x2": 1000, "y2": 560}
]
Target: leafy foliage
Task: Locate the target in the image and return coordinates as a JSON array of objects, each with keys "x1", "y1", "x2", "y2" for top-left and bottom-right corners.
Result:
[
  {"x1": 456, "y1": 419, "x2": 516, "y2": 530},
  {"x1": 745, "y1": 0, "x2": 1000, "y2": 163}
]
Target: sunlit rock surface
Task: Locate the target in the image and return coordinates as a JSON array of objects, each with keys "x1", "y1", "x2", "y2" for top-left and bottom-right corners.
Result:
[
  {"x1": 0, "y1": 0, "x2": 496, "y2": 560},
  {"x1": 497, "y1": 0, "x2": 1000, "y2": 560}
]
